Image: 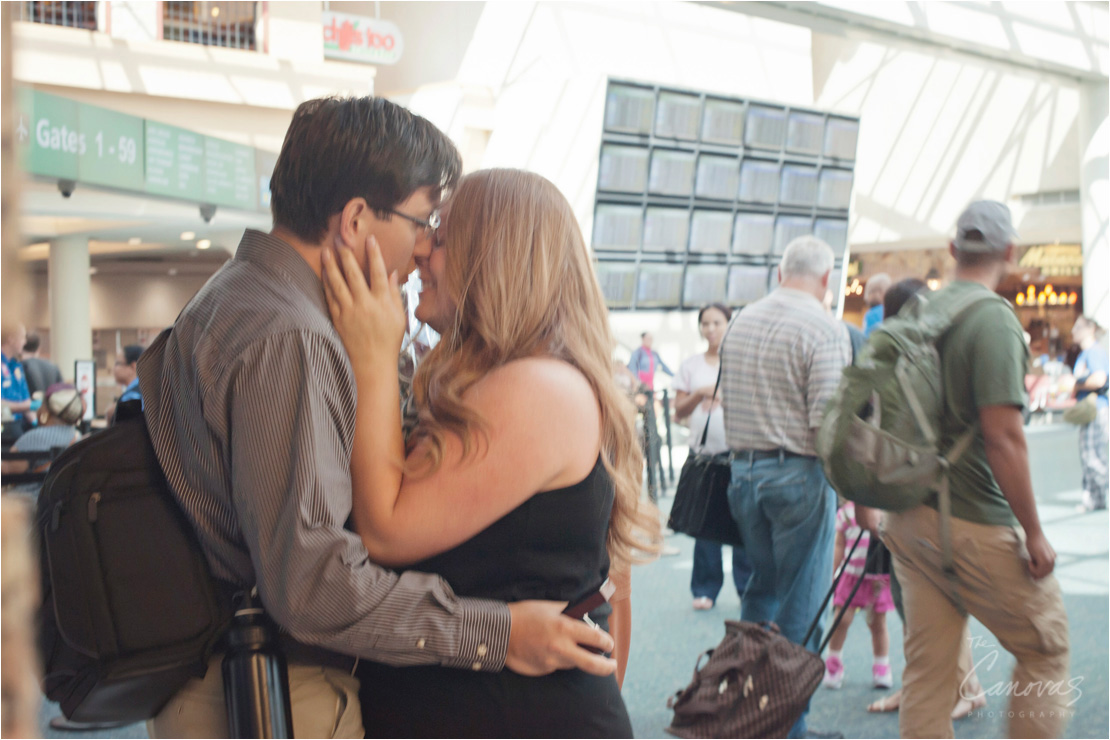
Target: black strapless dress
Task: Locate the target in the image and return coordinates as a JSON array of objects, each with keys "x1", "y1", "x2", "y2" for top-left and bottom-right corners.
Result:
[{"x1": 357, "y1": 458, "x2": 633, "y2": 738}]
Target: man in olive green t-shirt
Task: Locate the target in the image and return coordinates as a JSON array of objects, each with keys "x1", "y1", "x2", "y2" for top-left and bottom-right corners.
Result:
[{"x1": 882, "y1": 201, "x2": 1070, "y2": 739}]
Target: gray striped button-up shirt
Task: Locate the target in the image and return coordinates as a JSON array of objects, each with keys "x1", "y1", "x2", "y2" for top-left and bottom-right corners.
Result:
[
  {"x1": 137, "y1": 230, "x2": 510, "y2": 669},
  {"x1": 721, "y1": 287, "x2": 851, "y2": 456}
]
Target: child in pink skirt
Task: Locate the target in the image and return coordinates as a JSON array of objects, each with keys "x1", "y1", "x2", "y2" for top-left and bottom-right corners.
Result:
[{"x1": 822, "y1": 501, "x2": 895, "y2": 690}]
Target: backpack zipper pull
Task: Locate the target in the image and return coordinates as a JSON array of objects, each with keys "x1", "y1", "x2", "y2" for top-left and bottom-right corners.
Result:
[
  {"x1": 51, "y1": 501, "x2": 64, "y2": 532},
  {"x1": 87, "y1": 492, "x2": 102, "y2": 523}
]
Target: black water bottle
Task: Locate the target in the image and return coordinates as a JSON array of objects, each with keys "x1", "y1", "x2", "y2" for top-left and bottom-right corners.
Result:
[{"x1": 222, "y1": 591, "x2": 294, "y2": 738}]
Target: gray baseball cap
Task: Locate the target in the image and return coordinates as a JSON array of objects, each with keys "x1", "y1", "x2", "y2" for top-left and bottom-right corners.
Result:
[{"x1": 954, "y1": 200, "x2": 1017, "y2": 253}]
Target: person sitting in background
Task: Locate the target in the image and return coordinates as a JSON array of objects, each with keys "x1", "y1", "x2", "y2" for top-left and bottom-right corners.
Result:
[
  {"x1": 1, "y1": 325, "x2": 33, "y2": 441},
  {"x1": 2, "y1": 384, "x2": 83, "y2": 485},
  {"x1": 21, "y1": 332, "x2": 63, "y2": 396},
  {"x1": 863, "y1": 273, "x2": 892, "y2": 336},
  {"x1": 673, "y1": 303, "x2": 753, "y2": 611}
]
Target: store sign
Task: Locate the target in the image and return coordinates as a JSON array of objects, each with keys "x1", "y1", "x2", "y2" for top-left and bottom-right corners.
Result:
[
  {"x1": 1018, "y1": 244, "x2": 1083, "y2": 277},
  {"x1": 322, "y1": 11, "x2": 403, "y2": 65},
  {"x1": 17, "y1": 89, "x2": 262, "y2": 212}
]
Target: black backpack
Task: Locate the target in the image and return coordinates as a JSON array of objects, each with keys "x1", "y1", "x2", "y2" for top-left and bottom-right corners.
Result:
[{"x1": 36, "y1": 415, "x2": 233, "y2": 723}]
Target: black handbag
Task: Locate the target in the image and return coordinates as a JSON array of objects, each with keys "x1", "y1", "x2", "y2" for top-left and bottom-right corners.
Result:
[{"x1": 667, "y1": 364, "x2": 743, "y2": 547}]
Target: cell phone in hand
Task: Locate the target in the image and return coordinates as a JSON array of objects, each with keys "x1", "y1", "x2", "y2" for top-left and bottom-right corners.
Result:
[
  {"x1": 562, "y1": 578, "x2": 616, "y2": 619},
  {"x1": 562, "y1": 579, "x2": 616, "y2": 655}
]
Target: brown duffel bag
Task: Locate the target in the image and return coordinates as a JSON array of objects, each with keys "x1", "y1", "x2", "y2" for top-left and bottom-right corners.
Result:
[
  {"x1": 666, "y1": 620, "x2": 823, "y2": 739},
  {"x1": 667, "y1": 532, "x2": 878, "y2": 738}
]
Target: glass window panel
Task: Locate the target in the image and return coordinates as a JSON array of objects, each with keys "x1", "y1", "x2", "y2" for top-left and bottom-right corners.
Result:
[
  {"x1": 739, "y1": 159, "x2": 780, "y2": 204},
  {"x1": 598, "y1": 145, "x2": 649, "y2": 192},
  {"x1": 689, "y1": 211, "x2": 732, "y2": 254},
  {"x1": 683, "y1": 266, "x2": 728, "y2": 308},
  {"x1": 695, "y1": 155, "x2": 739, "y2": 200},
  {"x1": 643, "y1": 208, "x2": 690, "y2": 252},
  {"x1": 786, "y1": 111, "x2": 824, "y2": 155},
  {"x1": 780, "y1": 164, "x2": 819, "y2": 207},
  {"x1": 592, "y1": 204, "x2": 643, "y2": 251},
  {"x1": 815, "y1": 218, "x2": 848, "y2": 252},
  {"x1": 818, "y1": 169, "x2": 853, "y2": 210},
  {"x1": 827, "y1": 268, "x2": 844, "y2": 307},
  {"x1": 732, "y1": 212, "x2": 774, "y2": 256},
  {"x1": 596, "y1": 263, "x2": 637, "y2": 309},
  {"x1": 604, "y1": 85, "x2": 655, "y2": 135},
  {"x1": 773, "y1": 216, "x2": 813, "y2": 255},
  {"x1": 655, "y1": 92, "x2": 701, "y2": 140},
  {"x1": 648, "y1": 150, "x2": 696, "y2": 196},
  {"x1": 744, "y1": 105, "x2": 787, "y2": 151},
  {"x1": 824, "y1": 117, "x2": 859, "y2": 160},
  {"x1": 636, "y1": 265, "x2": 684, "y2": 308},
  {"x1": 727, "y1": 266, "x2": 772, "y2": 306},
  {"x1": 701, "y1": 99, "x2": 745, "y2": 145}
]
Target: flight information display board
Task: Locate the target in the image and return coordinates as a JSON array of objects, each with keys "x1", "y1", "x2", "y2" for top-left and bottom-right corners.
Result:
[
  {"x1": 17, "y1": 89, "x2": 266, "y2": 213},
  {"x1": 592, "y1": 79, "x2": 858, "y2": 310}
]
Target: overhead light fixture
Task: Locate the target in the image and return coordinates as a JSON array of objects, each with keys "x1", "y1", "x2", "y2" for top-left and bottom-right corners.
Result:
[
  {"x1": 196, "y1": 239, "x2": 212, "y2": 250},
  {"x1": 168, "y1": 268, "x2": 179, "y2": 276},
  {"x1": 180, "y1": 231, "x2": 195, "y2": 241},
  {"x1": 128, "y1": 237, "x2": 141, "y2": 246},
  {"x1": 211, "y1": 6, "x2": 220, "y2": 17},
  {"x1": 89, "y1": 267, "x2": 98, "y2": 275}
]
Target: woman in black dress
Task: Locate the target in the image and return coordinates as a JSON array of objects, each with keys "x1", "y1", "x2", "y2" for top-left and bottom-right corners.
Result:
[{"x1": 323, "y1": 168, "x2": 660, "y2": 737}]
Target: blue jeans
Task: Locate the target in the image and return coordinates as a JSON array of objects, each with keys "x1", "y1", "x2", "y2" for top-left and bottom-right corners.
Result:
[
  {"x1": 728, "y1": 453, "x2": 836, "y2": 738},
  {"x1": 691, "y1": 539, "x2": 753, "y2": 601}
]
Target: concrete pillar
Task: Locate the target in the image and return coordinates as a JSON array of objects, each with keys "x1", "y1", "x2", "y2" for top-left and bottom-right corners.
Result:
[
  {"x1": 48, "y1": 235, "x2": 92, "y2": 382},
  {"x1": 1079, "y1": 80, "x2": 1109, "y2": 329}
]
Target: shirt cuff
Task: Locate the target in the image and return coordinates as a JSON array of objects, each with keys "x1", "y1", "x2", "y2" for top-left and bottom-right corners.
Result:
[{"x1": 441, "y1": 597, "x2": 511, "y2": 673}]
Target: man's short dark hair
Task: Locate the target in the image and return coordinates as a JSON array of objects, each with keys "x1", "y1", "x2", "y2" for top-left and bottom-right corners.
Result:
[
  {"x1": 269, "y1": 96, "x2": 462, "y2": 244},
  {"x1": 954, "y1": 247, "x2": 1005, "y2": 269},
  {"x1": 23, "y1": 332, "x2": 41, "y2": 354},
  {"x1": 123, "y1": 345, "x2": 144, "y2": 365}
]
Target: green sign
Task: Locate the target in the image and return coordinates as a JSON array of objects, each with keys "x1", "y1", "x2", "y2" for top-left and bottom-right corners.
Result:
[
  {"x1": 18, "y1": 91, "x2": 145, "y2": 189},
  {"x1": 17, "y1": 88, "x2": 267, "y2": 212},
  {"x1": 204, "y1": 137, "x2": 256, "y2": 211},
  {"x1": 22, "y1": 90, "x2": 79, "y2": 179},
  {"x1": 145, "y1": 121, "x2": 205, "y2": 201},
  {"x1": 78, "y1": 103, "x2": 144, "y2": 191}
]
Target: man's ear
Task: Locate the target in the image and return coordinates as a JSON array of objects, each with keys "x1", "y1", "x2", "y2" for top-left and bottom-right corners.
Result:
[
  {"x1": 335, "y1": 198, "x2": 370, "y2": 249},
  {"x1": 1003, "y1": 242, "x2": 1015, "y2": 263},
  {"x1": 820, "y1": 270, "x2": 830, "y2": 289},
  {"x1": 949, "y1": 241, "x2": 958, "y2": 260}
]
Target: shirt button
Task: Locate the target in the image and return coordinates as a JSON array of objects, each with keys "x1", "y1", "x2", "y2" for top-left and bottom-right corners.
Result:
[
  {"x1": 476, "y1": 644, "x2": 488, "y2": 657},
  {"x1": 416, "y1": 638, "x2": 426, "y2": 649},
  {"x1": 471, "y1": 661, "x2": 482, "y2": 671}
]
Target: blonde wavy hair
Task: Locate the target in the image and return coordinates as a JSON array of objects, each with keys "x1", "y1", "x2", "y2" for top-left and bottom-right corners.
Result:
[{"x1": 408, "y1": 169, "x2": 661, "y2": 568}]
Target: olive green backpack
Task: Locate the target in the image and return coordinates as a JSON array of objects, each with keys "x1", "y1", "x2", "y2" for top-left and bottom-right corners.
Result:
[{"x1": 817, "y1": 289, "x2": 1007, "y2": 516}]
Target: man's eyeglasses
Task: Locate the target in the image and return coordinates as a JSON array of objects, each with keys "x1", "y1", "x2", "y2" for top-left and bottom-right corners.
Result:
[{"x1": 386, "y1": 208, "x2": 440, "y2": 237}]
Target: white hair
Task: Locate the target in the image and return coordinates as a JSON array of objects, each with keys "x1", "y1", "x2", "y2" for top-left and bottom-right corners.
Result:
[
  {"x1": 864, "y1": 273, "x2": 892, "y2": 304},
  {"x1": 780, "y1": 236, "x2": 834, "y2": 280}
]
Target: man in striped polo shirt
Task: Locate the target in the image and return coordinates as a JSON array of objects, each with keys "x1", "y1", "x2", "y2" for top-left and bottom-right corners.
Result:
[
  {"x1": 721, "y1": 235, "x2": 852, "y2": 739},
  {"x1": 138, "y1": 97, "x2": 614, "y2": 738}
]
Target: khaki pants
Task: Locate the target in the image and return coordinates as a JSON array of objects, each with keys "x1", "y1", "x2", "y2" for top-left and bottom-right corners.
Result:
[
  {"x1": 148, "y1": 656, "x2": 364, "y2": 739},
  {"x1": 883, "y1": 506, "x2": 1070, "y2": 739}
]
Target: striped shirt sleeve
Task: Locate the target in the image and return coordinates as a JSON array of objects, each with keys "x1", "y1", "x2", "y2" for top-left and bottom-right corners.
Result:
[{"x1": 228, "y1": 330, "x2": 509, "y2": 669}]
